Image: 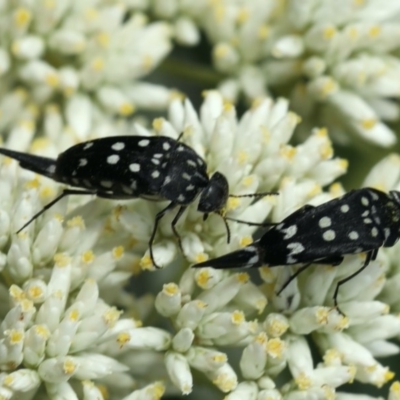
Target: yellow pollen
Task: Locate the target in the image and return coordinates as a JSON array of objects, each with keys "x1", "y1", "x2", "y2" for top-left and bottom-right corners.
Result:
[
  {"x1": 43, "y1": 0, "x2": 56, "y2": 9},
  {"x1": 63, "y1": 86, "x2": 76, "y2": 97},
  {"x1": 27, "y1": 103, "x2": 39, "y2": 118},
  {"x1": 164, "y1": 283, "x2": 179, "y2": 296},
  {"x1": 152, "y1": 118, "x2": 164, "y2": 132},
  {"x1": 54, "y1": 253, "x2": 71, "y2": 267},
  {"x1": 348, "y1": 365, "x2": 357, "y2": 383},
  {"x1": 390, "y1": 381, "x2": 400, "y2": 394},
  {"x1": 213, "y1": 354, "x2": 227, "y2": 365},
  {"x1": 223, "y1": 102, "x2": 234, "y2": 112},
  {"x1": 195, "y1": 253, "x2": 208, "y2": 263},
  {"x1": 63, "y1": 359, "x2": 77, "y2": 374},
  {"x1": 98, "y1": 384, "x2": 109, "y2": 399},
  {"x1": 117, "y1": 332, "x2": 131, "y2": 347},
  {"x1": 369, "y1": 26, "x2": 381, "y2": 37},
  {"x1": 10, "y1": 285, "x2": 25, "y2": 300},
  {"x1": 255, "y1": 332, "x2": 268, "y2": 346},
  {"x1": 68, "y1": 309, "x2": 80, "y2": 321},
  {"x1": 237, "y1": 272, "x2": 249, "y2": 283},
  {"x1": 267, "y1": 319, "x2": 289, "y2": 337},
  {"x1": 339, "y1": 159, "x2": 349, "y2": 171},
  {"x1": 31, "y1": 137, "x2": 51, "y2": 150},
  {"x1": 45, "y1": 73, "x2": 59, "y2": 88},
  {"x1": 348, "y1": 27, "x2": 359, "y2": 39},
  {"x1": 130, "y1": 259, "x2": 141, "y2": 275},
  {"x1": 34, "y1": 324, "x2": 50, "y2": 338},
  {"x1": 118, "y1": 102, "x2": 135, "y2": 116},
  {"x1": 28, "y1": 286, "x2": 43, "y2": 299},
  {"x1": 231, "y1": 310, "x2": 245, "y2": 324},
  {"x1": 96, "y1": 32, "x2": 110, "y2": 47},
  {"x1": 112, "y1": 246, "x2": 124, "y2": 259},
  {"x1": 295, "y1": 372, "x2": 312, "y2": 390},
  {"x1": 383, "y1": 370, "x2": 395, "y2": 385},
  {"x1": 280, "y1": 145, "x2": 297, "y2": 159},
  {"x1": 242, "y1": 176, "x2": 254, "y2": 187},
  {"x1": 81, "y1": 250, "x2": 95, "y2": 264},
  {"x1": 196, "y1": 269, "x2": 212, "y2": 288},
  {"x1": 14, "y1": 7, "x2": 31, "y2": 28},
  {"x1": 67, "y1": 216, "x2": 85, "y2": 229},
  {"x1": 213, "y1": 3, "x2": 225, "y2": 22},
  {"x1": 142, "y1": 55, "x2": 154, "y2": 71},
  {"x1": 39, "y1": 186, "x2": 55, "y2": 200},
  {"x1": 237, "y1": 150, "x2": 248, "y2": 164},
  {"x1": 92, "y1": 58, "x2": 104, "y2": 71},
  {"x1": 212, "y1": 373, "x2": 237, "y2": 392},
  {"x1": 8, "y1": 330, "x2": 24, "y2": 344},
  {"x1": 227, "y1": 197, "x2": 241, "y2": 211},
  {"x1": 323, "y1": 26, "x2": 337, "y2": 40},
  {"x1": 361, "y1": 118, "x2": 376, "y2": 129},
  {"x1": 152, "y1": 382, "x2": 166, "y2": 398},
  {"x1": 258, "y1": 25, "x2": 270, "y2": 39},
  {"x1": 255, "y1": 298, "x2": 267, "y2": 314},
  {"x1": 190, "y1": 301, "x2": 206, "y2": 311},
  {"x1": 321, "y1": 143, "x2": 333, "y2": 159},
  {"x1": 3, "y1": 375, "x2": 14, "y2": 386},
  {"x1": 240, "y1": 236, "x2": 253, "y2": 247},
  {"x1": 236, "y1": 7, "x2": 249, "y2": 23},
  {"x1": 214, "y1": 43, "x2": 229, "y2": 59},
  {"x1": 85, "y1": 8, "x2": 99, "y2": 21},
  {"x1": 316, "y1": 127, "x2": 328, "y2": 137},
  {"x1": 321, "y1": 79, "x2": 337, "y2": 96},
  {"x1": 25, "y1": 178, "x2": 40, "y2": 189},
  {"x1": 316, "y1": 307, "x2": 329, "y2": 324},
  {"x1": 103, "y1": 307, "x2": 122, "y2": 327},
  {"x1": 267, "y1": 338, "x2": 284, "y2": 358},
  {"x1": 260, "y1": 126, "x2": 270, "y2": 142},
  {"x1": 308, "y1": 184, "x2": 322, "y2": 197},
  {"x1": 140, "y1": 254, "x2": 154, "y2": 270},
  {"x1": 353, "y1": 0, "x2": 365, "y2": 5},
  {"x1": 323, "y1": 348, "x2": 342, "y2": 365},
  {"x1": 19, "y1": 120, "x2": 35, "y2": 131}
]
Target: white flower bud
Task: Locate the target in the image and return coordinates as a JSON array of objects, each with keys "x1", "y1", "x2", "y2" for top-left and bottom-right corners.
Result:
[
  {"x1": 240, "y1": 333, "x2": 268, "y2": 380},
  {"x1": 2, "y1": 368, "x2": 40, "y2": 392},
  {"x1": 186, "y1": 346, "x2": 227, "y2": 373},
  {"x1": 155, "y1": 283, "x2": 182, "y2": 317},
  {"x1": 225, "y1": 381, "x2": 258, "y2": 400},
  {"x1": 175, "y1": 300, "x2": 207, "y2": 330},
  {"x1": 165, "y1": 351, "x2": 192, "y2": 394},
  {"x1": 172, "y1": 328, "x2": 194, "y2": 353}
]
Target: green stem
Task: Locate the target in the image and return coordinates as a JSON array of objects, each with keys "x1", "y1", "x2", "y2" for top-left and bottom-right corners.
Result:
[{"x1": 159, "y1": 58, "x2": 224, "y2": 86}]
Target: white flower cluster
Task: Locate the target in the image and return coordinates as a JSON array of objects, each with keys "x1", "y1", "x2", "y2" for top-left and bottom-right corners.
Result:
[
  {"x1": 4, "y1": 91, "x2": 399, "y2": 399},
  {"x1": 0, "y1": 0, "x2": 173, "y2": 146},
  {"x1": 146, "y1": 0, "x2": 400, "y2": 147}
]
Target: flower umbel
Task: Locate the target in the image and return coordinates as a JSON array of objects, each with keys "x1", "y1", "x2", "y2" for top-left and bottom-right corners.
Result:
[{"x1": 1, "y1": 91, "x2": 400, "y2": 399}]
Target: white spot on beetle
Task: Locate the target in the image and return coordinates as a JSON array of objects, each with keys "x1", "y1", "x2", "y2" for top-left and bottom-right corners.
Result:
[
  {"x1": 47, "y1": 165, "x2": 56, "y2": 174},
  {"x1": 107, "y1": 155, "x2": 119, "y2": 164},
  {"x1": 163, "y1": 142, "x2": 171, "y2": 151},
  {"x1": 101, "y1": 180, "x2": 113, "y2": 188},
  {"x1": 361, "y1": 196, "x2": 369, "y2": 206},
  {"x1": 83, "y1": 142, "x2": 93, "y2": 150},
  {"x1": 370, "y1": 191, "x2": 379, "y2": 201},
  {"x1": 371, "y1": 227, "x2": 379, "y2": 237},
  {"x1": 177, "y1": 194, "x2": 185, "y2": 202},
  {"x1": 363, "y1": 218, "x2": 373, "y2": 224},
  {"x1": 112, "y1": 142, "x2": 125, "y2": 151},
  {"x1": 348, "y1": 231, "x2": 359, "y2": 240},
  {"x1": 122, "y1": 185, "x2": 133, "y2": 194},
  {"x1": 186, "y1": 184, "x2": 195, "y2": 191},
  {"x1": 151, "y1": 159, "x2": 160, "y2": 165},
  {"x1": 187, "y1": 159, "x2": 197, "y2": 168},
  {"x1": 79, "y1": 158, "x2": 88, "y2": 167},
  {"x1": 318, "y1": 216, "x2": 331, "y2": 228},
  {"x1": 152, "y1": 170, "x2": 160, "y2": 178},
  {"x1": 323, "y1": 230, "x2": 336, "y2": 241},
  {"x1": 129, "y1": 163, "x2": 140, "y2": 172},
  {"x1": 340, "y1": 204, "x2": 350, "y2": 213},
  {"x1": 164, "y1": 176, "x2": 172, "y2": 185},
  {"x1": 139, "y1": 139, "x2": 150, "y2": 147},
  {"x1": 283, "y1": 225, "x2": 297, "y2": 239},
  {"x1": 182, "y1": 172, "x2": 191, "y2": 180},
  {"x1": 287, "y1": 242, "x2": 304, "y2": 254}
]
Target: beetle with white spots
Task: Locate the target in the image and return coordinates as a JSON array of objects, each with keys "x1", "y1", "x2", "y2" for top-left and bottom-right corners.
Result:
[
  {"x1": 0, "y1": 135, "x2": 275, "y2": 268},
  {"x1": 193, "y1": 188, "x2": 400, "y2": 313}
]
